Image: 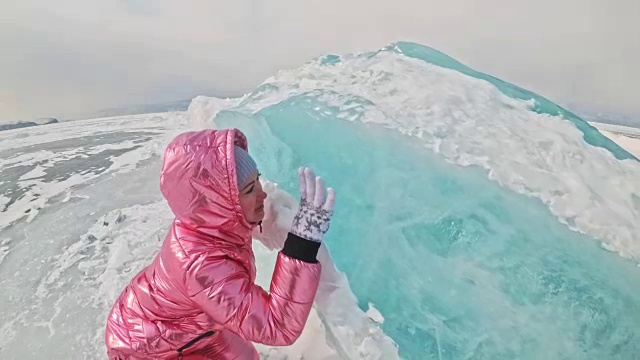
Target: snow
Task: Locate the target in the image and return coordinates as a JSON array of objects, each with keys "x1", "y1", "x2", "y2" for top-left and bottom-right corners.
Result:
[
  {"x1": 0, "y1": 110, "x2": 396, "y2": 359},
  {"x1": 196, "y1": 49, "x2": 640, "y2": 261}
]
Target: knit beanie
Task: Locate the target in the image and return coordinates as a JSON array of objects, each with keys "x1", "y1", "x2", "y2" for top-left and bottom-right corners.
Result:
[{"x1": 234, "y1": 145, "x2": 258, "y2": 188}]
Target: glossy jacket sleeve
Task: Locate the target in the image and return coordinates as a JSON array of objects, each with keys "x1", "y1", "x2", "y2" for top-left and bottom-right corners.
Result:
[{"x1": 186, "y1": 234, "x2": 322, "y2": 346}]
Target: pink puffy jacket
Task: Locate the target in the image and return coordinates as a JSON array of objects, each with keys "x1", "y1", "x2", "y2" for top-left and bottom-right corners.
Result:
[{"x1": 105, "y1": 129, "x2": 322, "y2": 359}]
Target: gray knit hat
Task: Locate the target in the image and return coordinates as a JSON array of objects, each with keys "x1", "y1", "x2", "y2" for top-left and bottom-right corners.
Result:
[{"x1": 234, "y1": 145, "x2": 258, "y2": 188}]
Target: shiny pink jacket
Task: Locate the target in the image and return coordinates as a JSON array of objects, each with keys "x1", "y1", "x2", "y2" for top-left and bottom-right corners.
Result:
[{"x1": 105, "y1": 129, "x2": 322, "y2": 359}]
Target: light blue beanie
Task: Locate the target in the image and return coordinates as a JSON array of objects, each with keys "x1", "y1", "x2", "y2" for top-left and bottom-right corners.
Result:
[{"x1": 234, "y1": 145, "x2": 258, "y2": 188}]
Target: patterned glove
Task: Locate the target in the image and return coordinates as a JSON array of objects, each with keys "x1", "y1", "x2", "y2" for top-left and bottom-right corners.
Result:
[{"x1": 290, "y1": 167, "x2": 336, "y2": 243}]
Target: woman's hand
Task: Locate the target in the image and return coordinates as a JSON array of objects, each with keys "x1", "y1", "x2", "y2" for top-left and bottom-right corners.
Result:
[{"x1": 290, "y1": 167, "x2": 336, "y2": 243}]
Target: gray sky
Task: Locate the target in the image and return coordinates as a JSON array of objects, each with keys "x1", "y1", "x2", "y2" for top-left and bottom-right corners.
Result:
[{"x1": 1, "y1": 0, "x2": 638, "y2": 123}]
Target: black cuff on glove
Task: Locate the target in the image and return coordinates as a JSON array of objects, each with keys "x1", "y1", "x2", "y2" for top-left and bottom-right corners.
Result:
[{"x1": 281, "y1": 233, "x2": 321, "y2": 263}]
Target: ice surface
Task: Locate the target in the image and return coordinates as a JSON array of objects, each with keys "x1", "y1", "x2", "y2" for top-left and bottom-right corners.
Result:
[
  {"x1": 186, "y1": 95, "x2": 242, "y2": 130},
  {"x1": 0, "y1": 112, "x2": 187, "y2": 231},
  {"x1": 210, "y1": 107, "x2": 640, "y2": 359},
  {"x1": 0, "y1": 238, "x2": 11, "y2": 265},
  {"x1": 200, "y1": 42, "x2": 640, "y2": 262},
  {"x1": 0, "y1": 110, "x2": 394, "y2": 359},
  {"x1": 0, "y1": 113, "x2": 189, "y2": 359}
]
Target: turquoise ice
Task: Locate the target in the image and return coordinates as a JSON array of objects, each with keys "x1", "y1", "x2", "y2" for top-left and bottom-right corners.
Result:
[{"x1": 209, "y1": 42, "x2": 640, "y2": 359}]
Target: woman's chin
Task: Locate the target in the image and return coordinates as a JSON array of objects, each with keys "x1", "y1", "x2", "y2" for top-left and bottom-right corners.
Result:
[{"x1": 251, "y1": 208, "x2": 265, "y2": 223}]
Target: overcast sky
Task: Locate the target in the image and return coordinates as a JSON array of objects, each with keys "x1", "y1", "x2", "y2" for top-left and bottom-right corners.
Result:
[{"x1": 1, "y1": 0, "x2": 638, "y2": 123}]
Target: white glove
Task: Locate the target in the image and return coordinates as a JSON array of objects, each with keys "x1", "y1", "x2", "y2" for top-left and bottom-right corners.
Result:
[{"x1": 290, "y1": 167, "x2": 336, "y2": 243}]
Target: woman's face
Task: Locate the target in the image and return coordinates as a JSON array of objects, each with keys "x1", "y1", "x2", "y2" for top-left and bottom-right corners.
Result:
[{"x1": 239, "y1": 172, "x2": 267, "y2": 224}]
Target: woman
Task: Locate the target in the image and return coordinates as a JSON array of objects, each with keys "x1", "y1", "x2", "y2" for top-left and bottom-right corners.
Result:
[{"x1": 105, "y1": 128, "x2": 336, "y2": 359}]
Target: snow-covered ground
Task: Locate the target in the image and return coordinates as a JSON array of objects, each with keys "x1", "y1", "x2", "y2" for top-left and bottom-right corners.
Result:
[
  {"x1": 1, "y1": 110, "x2": 639, "y2": 359},
  {"x1": 0, "y1": 110, "x2": 396, "y2": 359}
]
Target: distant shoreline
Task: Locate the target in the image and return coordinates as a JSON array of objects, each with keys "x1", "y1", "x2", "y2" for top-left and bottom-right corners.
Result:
[
  {"x1": 3, "y1": 107, "x2": 639, "y2": 161},
  {"x1": 590, "y1": 122, "x2": 640, "y2": 159}
]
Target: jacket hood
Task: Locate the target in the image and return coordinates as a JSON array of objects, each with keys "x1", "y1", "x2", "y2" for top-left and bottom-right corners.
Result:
[{"x1": 159, "y1": 128, "x2": 254, "y2": 245}]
